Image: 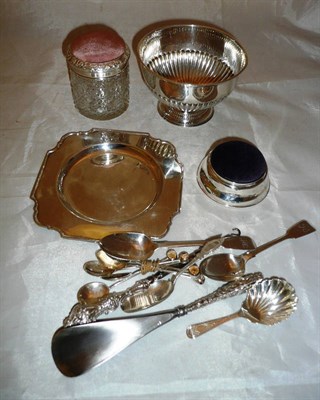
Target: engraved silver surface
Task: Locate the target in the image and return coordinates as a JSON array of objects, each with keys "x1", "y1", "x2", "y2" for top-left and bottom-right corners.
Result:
[
  {"x1": 137, "y1": 24, "x2": 247, "y2": 126},
  {"x1": 184, "y1": 272, "x2": 263, "y2": 313},
  {"x1": 63, "y1": 294, "x2": 120, "y2": 327}
]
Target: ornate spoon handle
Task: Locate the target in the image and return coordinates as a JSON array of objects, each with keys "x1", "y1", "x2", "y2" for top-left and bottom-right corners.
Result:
[
  {"x1": 53, "y1": 272, "x2": 264, "y2": 376},
  {"x1": 172, "y1": 237, "x2": 224, "y2": 282},
  {"x1": 63, "y1": 272, "x2": 166, "y2": 327},
  {"x1": 184, "y1": 272, "x2": 263, "y2": 313}
]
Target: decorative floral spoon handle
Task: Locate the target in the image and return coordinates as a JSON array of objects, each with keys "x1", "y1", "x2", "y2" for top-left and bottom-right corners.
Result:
[{"x1": 184, "y1": 272, "x2": 263, "y2": 313}]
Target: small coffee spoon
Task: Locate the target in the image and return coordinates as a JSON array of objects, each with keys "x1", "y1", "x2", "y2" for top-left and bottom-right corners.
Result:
[
  {"x1": 77, "y1": 282, "x2": 111, "y2": 306},
  {"x1": 200, "y1": 220, "x2": 315, "y2": 282},
  {"x1": 77, "y1": 267, "x2": 144, "y2": 306}
]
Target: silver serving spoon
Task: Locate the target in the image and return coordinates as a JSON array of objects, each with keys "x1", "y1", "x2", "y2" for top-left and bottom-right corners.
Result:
[
  {"x1": 201, "y1": 220, "x2": 315, "y2": 281},
  {"x1": 186, "y1": 276, "x2": 298, "y2": 338},
  {"x1": 52, "y1": 272, "x2": 263, "y2": 376}
]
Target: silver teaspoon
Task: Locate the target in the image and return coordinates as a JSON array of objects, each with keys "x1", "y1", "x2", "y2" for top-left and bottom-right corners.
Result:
[
  {"x1": 200, "y1": 220, "x2": 315, "y2": 282},
  {"x1": 186, "y1": 276, "x2": 298, "y2": 338}
]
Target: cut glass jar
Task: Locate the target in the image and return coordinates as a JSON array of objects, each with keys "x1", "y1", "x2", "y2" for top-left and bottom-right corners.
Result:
[{"x1": 66, "y1": 28, "x2": 130, "y2": 120}]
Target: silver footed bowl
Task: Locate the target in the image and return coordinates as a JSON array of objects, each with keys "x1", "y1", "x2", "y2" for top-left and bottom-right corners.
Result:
[{"x1": 136, "y1": 24, "x2": 248, "y2": 127}]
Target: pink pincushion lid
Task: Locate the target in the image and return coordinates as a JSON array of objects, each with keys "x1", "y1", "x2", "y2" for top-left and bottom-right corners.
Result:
[{"x1": 71, "y1": 28, "x2": 126, "y2": 63}]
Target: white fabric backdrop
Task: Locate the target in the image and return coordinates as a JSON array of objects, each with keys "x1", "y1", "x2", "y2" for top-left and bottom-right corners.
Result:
[{"x1": 0, "y1": 1, "x2": 319, "y2": 399}]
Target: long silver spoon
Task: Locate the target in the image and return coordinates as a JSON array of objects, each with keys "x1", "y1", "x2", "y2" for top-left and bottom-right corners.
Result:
[
  {"x1": 200, "y1": 220, "x2": 315, "y2": 282},
  {"x1": 186, "y1": 277, "x2": 298, "y2": 339},
  {"x1": 52, "y1": 272, "x2": 263, "y2": 377},
  {"x1": 99, "y1": 232, "x2": 221, "y2": 261},
  {"x1": 99, "y1": 230, "x2": 256, "y2": 262}
]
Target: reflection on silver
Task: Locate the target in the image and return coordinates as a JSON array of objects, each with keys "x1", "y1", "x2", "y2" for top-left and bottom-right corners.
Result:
[
  {"x1": 99, "y1": 231, "x2": 211, "y2": 261},
  {"x1": 197, "y1": 139, "x2": 270, "y2": 207},
  {"x1": 31, "y1": 129, "x2": 183, "y2": 240},
  {"x1": 186, "y1": 277, "x2": 298, "y2": 338},
  {"x1": 91, "y1": 153, "x2": 124, "y2": 166},
  {"x1": 52, "y1": 273, "x2": 262, "y2": 376},
  {"x1": 200, "y1": 219, "x2": 316, "y2": 281},
  {"x1": 136, "y1": 24, "x2": 247, "y2": 126}
]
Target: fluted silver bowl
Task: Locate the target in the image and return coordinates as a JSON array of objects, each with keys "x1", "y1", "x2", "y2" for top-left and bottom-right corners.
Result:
[{"x1": 137, "y1": 24, "x2": 248, "y2": 127}]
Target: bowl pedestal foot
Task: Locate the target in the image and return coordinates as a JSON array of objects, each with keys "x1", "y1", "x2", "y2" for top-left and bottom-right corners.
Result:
[{"x1": 157, "y1": 103, "x2": 214, "y2": 127}]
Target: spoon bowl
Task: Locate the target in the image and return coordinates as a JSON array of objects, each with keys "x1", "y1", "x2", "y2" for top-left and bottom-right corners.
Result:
[
  {"x1": 121, "y1": 280, "x2": 173, "y2": 312},
  {"x1": 83, "y1": 249, "x2": 128, "y2": 278},
  {"x1": 99, "y1": 232, "x2": 211, "y2": 261},
  {"x1": 201, "y1": 220, "x2": 315, "y2": 281},
  {"x1": 186, "y1": 276, "x2": 298, "y2": 338},
  {"x1": 77, "y1": 282, "x2": 110, "y2": 306},
  {"x1": 83, "y1": 260, "x2": 116, "y2": 278},
  {"x1": 200, "y1": 253, "x2": 245, "y2": 281},
  {"x1": 95, "y1": 249, "x2": 127, "y2": 270}
]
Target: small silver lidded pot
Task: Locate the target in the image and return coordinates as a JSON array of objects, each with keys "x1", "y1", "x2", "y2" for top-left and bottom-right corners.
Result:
[
  {"x1": 66, "y1": 27, "x2": 130, "y2": 120},
  {"x1": 197, "y1": 138, "x2": 270, "y2": 207}
]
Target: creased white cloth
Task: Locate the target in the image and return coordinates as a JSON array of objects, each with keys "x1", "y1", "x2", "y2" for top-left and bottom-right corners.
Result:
[{"x1": 0, "y1": 1, "x2": 319, "y2": 399}]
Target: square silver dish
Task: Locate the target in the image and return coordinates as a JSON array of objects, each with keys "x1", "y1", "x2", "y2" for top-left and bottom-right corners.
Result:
[{"x1": 31, "y1": 128, "x2": 183, "y2": 241}]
